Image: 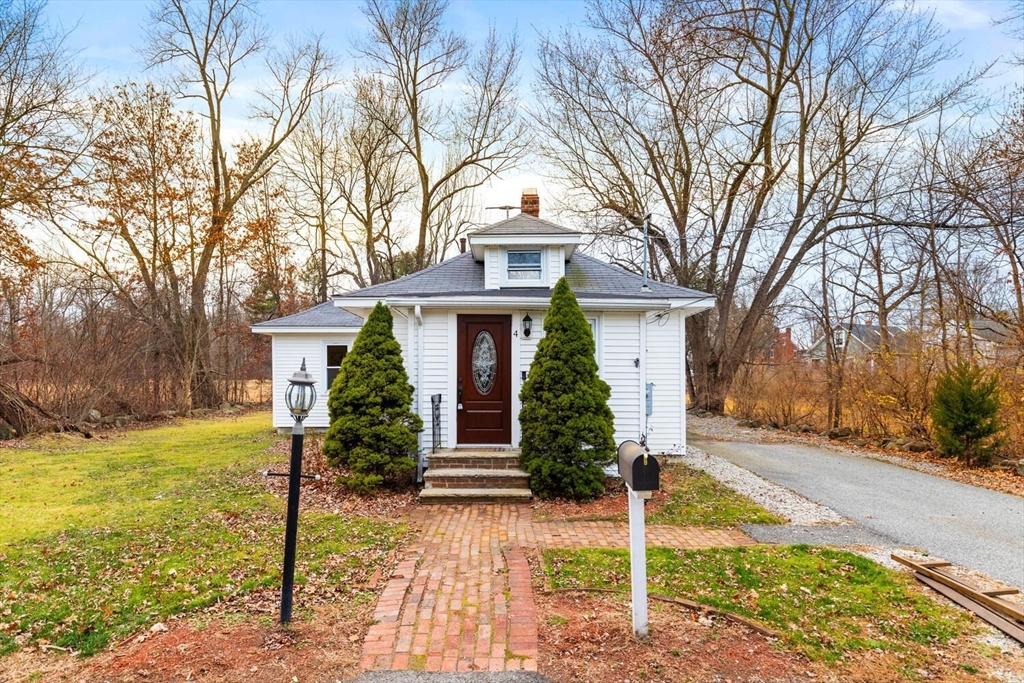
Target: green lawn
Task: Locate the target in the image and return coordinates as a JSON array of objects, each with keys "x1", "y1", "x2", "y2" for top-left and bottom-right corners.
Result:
[
  {"x1": 544, "y1": 545, "x2": 973, "y2": 664},
  {"x1": 0, "y1": 413, "x2": 406, "y2": 656},
  {"x1": 648, "y1": 463, "x2": 786, "y2": 527}
]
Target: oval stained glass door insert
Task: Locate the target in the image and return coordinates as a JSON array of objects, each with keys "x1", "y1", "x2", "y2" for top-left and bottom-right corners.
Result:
[{"x1": 471, "y1": 330, "x2": 497, "y2": 395}]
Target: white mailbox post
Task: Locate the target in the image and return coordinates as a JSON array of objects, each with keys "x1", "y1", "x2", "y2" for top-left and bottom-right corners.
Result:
[{"x1": 617, "y1": 440, "x2": 660, "y2": 638}]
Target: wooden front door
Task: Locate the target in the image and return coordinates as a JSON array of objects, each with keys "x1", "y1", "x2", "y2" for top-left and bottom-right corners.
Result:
[{"x1": 457, "y1": 315, "x2": 512, "y2": 445}]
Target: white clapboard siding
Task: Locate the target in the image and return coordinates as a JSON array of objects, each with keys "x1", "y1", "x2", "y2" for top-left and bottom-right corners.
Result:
[
  {"x1": 602, "y1": 312, "x2": 643, "y2": 444},
  {"x1": 548, "y1": 246, "x2": 565, "y2": 283},
  {"x1": 485, "y1": 247, "x2": 500, "y2": 290},
  {"x1": 645, "y1": 310, "x2": 685, "y2": 453},
  {"x1": 419, "y1": 309, "x2": 451, "y2": 448},
  {"x1": 271, "y1": 333, "x2": 357, "y2": 429}
]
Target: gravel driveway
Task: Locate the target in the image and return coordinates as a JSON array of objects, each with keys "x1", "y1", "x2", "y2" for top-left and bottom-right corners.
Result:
[{"x1": 690, "y1": 434, "x2": 1024, "y2": 589}]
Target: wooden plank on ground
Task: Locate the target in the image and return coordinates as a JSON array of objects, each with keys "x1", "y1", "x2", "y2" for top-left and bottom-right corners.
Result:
[
  {"x1": 983, "y1": 588, "x2": 1021, "y2": 597},
  {"x1": 892, "y1": 554, "x2": 1024, "y2": 624},
  {"x1": 914, "y1": 573, "x2": 1024, "y2": 645}
]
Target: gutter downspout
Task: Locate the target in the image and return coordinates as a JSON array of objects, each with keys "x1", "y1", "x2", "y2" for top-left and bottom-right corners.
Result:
[{"x1": 414, "y1": 305, "x2": 425, "y2": 481}]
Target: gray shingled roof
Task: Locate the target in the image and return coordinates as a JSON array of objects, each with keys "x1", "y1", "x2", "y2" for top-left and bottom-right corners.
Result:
[
  {"x1": 251, "y1": 301, "x2": 363, "y2": 328},
  {"x1": 468, "y1": 213, "x2": 579, "y2": 236},
  {"x1": 334, "y1": 252, "x2": 712, "y2": 301}
]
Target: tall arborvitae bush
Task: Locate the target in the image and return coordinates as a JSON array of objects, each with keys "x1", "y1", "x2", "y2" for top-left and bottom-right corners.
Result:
[
  {"x1": 519, "y1": 278, "x2": 615, "y2": 499},
  {"x1": 930, "y1": 362, "x2": 1003, "y2": 467},
  {"x1": 323, "y1": 302, "x2": 422, "y2": 493}
]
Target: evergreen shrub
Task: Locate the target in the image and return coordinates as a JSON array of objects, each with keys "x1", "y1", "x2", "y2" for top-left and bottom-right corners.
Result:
[
  {"x1": 930, "y1": 362, "x2": 1003, "y2": 467},
  {"x1": 519, "y1": 277, "x2": 616, "y2": 499},
  {"x1": 323, "y1": 302, "x2": 422, "y2": 493}
]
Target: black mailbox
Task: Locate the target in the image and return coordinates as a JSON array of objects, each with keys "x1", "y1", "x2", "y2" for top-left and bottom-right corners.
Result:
[{"x1": 617, "y1": 440, "x2": 659, "y2": 491}]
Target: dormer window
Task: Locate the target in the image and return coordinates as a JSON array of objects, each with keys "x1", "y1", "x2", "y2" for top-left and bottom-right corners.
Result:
[{"x1": 507, "y1": 250, "x2": 543, "y2": 281}]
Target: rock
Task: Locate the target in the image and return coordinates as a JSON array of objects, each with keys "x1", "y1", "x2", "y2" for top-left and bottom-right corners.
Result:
[
  {"x1": 150, "y1": 622, "x2": 168, "y2": 633},
  {"x1": 785, "y1": 424, "x2": 801, "y2": 433},
  {"x1": 800, "y1": 425, "x2": 814, "y2": 433},
  {"x1": 113, "y1": 416, "x2": 129, "y2": 428},
  {"x1": 850, "y1": 439, "x2": 869, "y2": 447},
  {"x1": 191, "y1": 408, "x2": 212, "y2": 416},
  {"x1": 87, "y1": 409, "x2": 102, "y2": 422},
  {"x1": 905, "y1": 441, "x2": 931, "y2": 453},
  {"x1": 0, "y1": 422, "x2": 15, "y2": 440},
  {"x1": 157, "y1": 410, "x2": 177, "y2": 418},
  {"x1": 220, "y1": 402, "x2": 233, "y2": 412},
  {"x1": 827, "y1": 427, "x2": 853, "y2": 440},
  {"x1": 1016, "y1": 460, "x2": 1024, "y2": 477},
  {"x1": 762, "y1": 421, "x2": 779, "y2": 430}
]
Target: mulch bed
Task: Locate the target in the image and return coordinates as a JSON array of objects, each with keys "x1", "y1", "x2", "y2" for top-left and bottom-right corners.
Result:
[
  {"x1": 260, "y1": 434, "x2": 421, "y2": 519},
  {"x1": 529, "y1": 467, "x2": 680, "y2": 522}
]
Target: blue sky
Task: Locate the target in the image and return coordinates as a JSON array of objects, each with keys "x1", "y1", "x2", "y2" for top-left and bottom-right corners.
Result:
[{"x1": 44, "y1": 0, "x2": 1024, "y2": 219}]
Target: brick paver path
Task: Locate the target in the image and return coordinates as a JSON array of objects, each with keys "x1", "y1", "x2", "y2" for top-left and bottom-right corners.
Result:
[{"x1": 359, "y1": 504, "x2": 752, "y2": 673}]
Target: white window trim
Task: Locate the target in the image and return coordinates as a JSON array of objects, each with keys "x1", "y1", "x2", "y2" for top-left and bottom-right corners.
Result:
[
  {"x1": 501, "y1": 248, "x2": 546, "y2": 288},
  {"x1": 322, "y1": 339, "x2": 352, "y2": 391}
]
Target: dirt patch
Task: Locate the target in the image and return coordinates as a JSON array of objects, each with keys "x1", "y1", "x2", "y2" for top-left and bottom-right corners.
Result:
[
  {"x1": 3, "y1": 603, "x2": 368, "y2": 683},
  {"x1": 535, "y1": 590, "x2": 816, "y2": 683},
  {"x1": 534, "y1": 590, "x2": 1024, "y2": 683}
]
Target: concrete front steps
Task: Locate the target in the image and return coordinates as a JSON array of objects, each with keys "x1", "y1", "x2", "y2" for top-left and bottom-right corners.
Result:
[{"x1": 419, "y1": 449, "x2": 532, "y2": 504}]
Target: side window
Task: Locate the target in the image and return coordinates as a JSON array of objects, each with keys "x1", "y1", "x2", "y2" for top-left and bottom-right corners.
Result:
[{"x1": 326, "y1": 344, "x2": 348, "y2": 388}]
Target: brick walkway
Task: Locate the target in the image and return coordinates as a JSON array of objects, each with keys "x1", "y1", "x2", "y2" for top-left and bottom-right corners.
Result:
[{"x1": 359, "y1": 504, "x2": 752, "y2": 673}]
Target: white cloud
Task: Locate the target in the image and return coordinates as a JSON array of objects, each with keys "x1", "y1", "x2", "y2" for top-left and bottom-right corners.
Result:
[{"x1": 906, "y1": 0, "x2": 995, "y2": 29}]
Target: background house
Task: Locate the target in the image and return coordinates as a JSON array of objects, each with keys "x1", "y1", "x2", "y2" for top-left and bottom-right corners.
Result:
[
  {"x1": 755, "y1": 327, "x2": 801, "y2": 365},
  {"x1": 805, "y1": 322, "x2": 907, "y2": 362}
]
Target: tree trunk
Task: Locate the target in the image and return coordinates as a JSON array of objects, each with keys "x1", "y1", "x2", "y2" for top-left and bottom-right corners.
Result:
[
  {"x1": 185, "y1": 306, "x2": 221, "y2": 409},
  {"x1": 0, "y1": 381, "x2": 89, "y2": 436}
]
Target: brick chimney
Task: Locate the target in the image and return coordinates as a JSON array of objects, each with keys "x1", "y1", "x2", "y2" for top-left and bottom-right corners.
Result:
[
  {"x1": 459, "y1": 237, "x2": 466, "y2": 253},
  {"x1": 521, "y1": 188, "x2": 539, "y2": 217}
]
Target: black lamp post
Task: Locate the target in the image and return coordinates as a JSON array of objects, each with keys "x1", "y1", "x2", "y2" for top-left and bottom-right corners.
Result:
[{"x1": 280, "y1": 358, "x2": 316, "y2": 623}]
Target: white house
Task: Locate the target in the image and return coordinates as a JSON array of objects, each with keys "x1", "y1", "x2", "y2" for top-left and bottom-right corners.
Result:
[{"x1": 252, "y1": 207, "x2": 714, "y2": 463}]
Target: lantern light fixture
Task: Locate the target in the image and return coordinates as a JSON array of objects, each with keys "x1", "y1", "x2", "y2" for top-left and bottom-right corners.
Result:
[
  {"x1": 284, "y1": 358, "x2": 317, "y2": 421},
  {"x1": 522, "y1": 314, "x2": 533, "y2": 338}
]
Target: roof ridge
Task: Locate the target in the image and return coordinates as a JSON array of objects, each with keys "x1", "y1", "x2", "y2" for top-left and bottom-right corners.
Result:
[{"x1": 469, "y1": 213, "x2": 577, "y2": 235}]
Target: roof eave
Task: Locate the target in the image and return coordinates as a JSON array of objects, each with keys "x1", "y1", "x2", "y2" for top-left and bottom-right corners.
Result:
[
  {"x1": 468, "y1": 234, "x2": 582, "y2": 261},
  {"x1": 335, "y1": 294, "x2": 715, "y2": 313}
]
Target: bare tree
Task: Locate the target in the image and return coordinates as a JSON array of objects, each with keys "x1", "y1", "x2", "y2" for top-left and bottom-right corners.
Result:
[
  {"x1": 334, "y1": 76, "x2": 416, "y2": 286},
  {"x1": 142, "y1": 0, "x2": 334, "y2": 406},
  {"x1": 535, "y1": 0, "x2": 978, "y2": 412},
  {"x1": 281, "y1": 93, "x2": 346, "y2": 301},
  {"x1": 0, "y1": 0, "x2": 93, "y2": 433},
  {"x1": 56, "y1": 83, "x2": 208, "y2": 411},
  {"x1": 359, "y1": 0, "x2": 528, "y2": 270}
]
